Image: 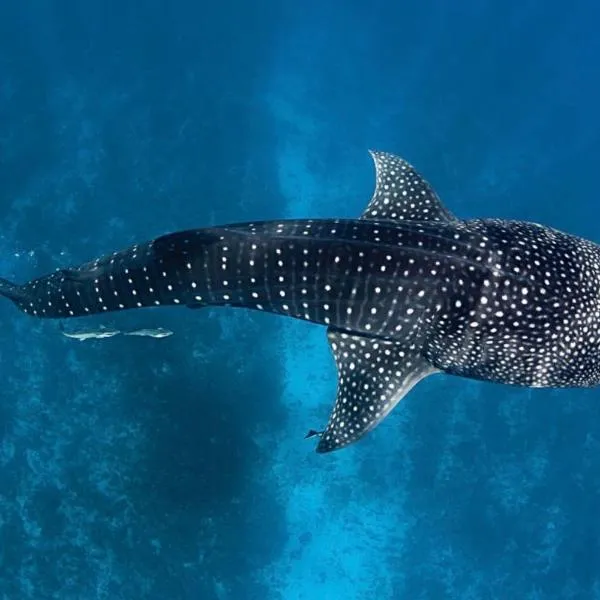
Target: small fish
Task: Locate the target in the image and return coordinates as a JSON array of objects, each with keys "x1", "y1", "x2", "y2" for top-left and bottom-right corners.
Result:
[
  {"x1": 124, "y1": 327, "x2": 173, "y2": 339},
  {"x1": 58, "y1": 322, "x2": 121, "y2": 342},
  {"x1": 3, "y1": 150, "x2": 600, "y2": 453}
]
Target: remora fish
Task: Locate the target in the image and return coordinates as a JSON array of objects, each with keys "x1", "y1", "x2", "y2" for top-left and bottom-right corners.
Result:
[
  {"x1": 124, "y1": 327, "x2": 173, "y2": 338},
  {"x1": 1, "y1": 151, "x2": 598, "y2": 452},
  {"x1": 59, "y1": 322, "x2": 121, "y2": 341}
]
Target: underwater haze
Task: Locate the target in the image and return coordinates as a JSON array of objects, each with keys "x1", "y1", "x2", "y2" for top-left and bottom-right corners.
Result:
[{"x1": 1, "y1": 1, "x2": 600, "y2": 599}]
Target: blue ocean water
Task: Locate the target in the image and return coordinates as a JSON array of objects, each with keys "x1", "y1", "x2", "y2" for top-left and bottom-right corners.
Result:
[{"x1": 1, "y1": 1, "x2": 600, "y2": 598}]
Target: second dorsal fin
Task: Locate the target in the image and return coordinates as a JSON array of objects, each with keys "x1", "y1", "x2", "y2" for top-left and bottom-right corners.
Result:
[{"x1": 361, "y1": 151, "x2": 457, "y2": 223}]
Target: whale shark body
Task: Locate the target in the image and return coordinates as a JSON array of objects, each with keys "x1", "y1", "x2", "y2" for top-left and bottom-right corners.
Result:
[{"x1": 2, "y1": 151, "x2": 600, "y2": 452}]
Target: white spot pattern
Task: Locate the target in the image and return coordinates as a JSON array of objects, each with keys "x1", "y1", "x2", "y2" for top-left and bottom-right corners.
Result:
[
  {"x1": 6, "y1": 151, "x2": 600, "y2": 454},
  {"x1": 318, "y1": 330, "x2": 438, "y2": 452},
  {"x1": 362, "y1": 151, "x2": 457, "y2": 223}
]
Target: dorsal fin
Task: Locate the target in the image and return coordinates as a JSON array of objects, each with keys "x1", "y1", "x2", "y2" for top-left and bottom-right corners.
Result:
[
  {"x1": 361, "y1": 151, "x2": 457, "y2": 223},
  {"x1": 313, "y1": 328, "x2": 439, "y2": 453}
]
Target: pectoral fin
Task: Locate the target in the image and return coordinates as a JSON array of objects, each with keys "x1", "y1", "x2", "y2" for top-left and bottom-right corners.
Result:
[{"x1": 314, "y1": 328, "x2": 439, "y2": 453}]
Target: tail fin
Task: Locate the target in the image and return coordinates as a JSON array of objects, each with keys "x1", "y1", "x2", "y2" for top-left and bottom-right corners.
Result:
[{"x1": 0, "y1": 277, "x2": 27, "y2": 305}]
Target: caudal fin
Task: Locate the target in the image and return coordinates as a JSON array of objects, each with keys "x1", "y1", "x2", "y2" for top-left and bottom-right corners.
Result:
[{"x1": 0, "y1": 277, "x2": 28, "y2": 305}]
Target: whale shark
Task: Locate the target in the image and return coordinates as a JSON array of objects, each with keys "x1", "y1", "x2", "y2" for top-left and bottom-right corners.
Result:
[{"x1": 1, "y1": 150, "x2": 599, "y2": 452}]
